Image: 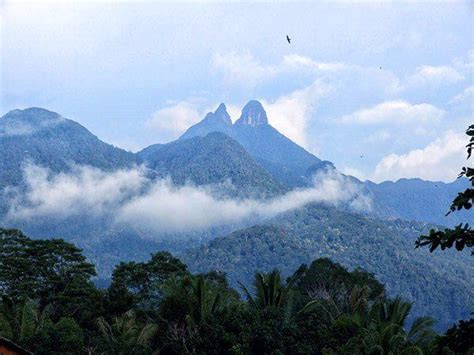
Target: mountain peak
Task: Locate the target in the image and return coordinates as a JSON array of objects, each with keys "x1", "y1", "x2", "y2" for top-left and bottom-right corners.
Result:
[
  {"x1": 3, "y1": 107, "x2": 62, "y2": 121},
  {"x1": 213, "y1": 103, "x2": 231, "y2": 124},
  {"x1": 1, "y1": 107, "x2": 66, "y2": 137},
  {"x1": 235, "y1": 100, "x2": 268, "y2": 127}
]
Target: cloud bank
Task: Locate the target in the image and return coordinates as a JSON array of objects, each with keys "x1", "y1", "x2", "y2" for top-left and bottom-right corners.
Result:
[
  {"x1": 340, "y1": 100, "x2": 445, "y2": 126},
  {"x1": 4, "y1": 164, "x2": 371, "y2": 235},
  {"x1": 372, "y1": 131, "x2": 466, "y2": 182}
]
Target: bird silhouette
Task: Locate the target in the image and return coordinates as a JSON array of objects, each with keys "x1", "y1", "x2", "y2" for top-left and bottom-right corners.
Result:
[{"x1": 286, "y1": 35, "x2": 291, "y2": 44}]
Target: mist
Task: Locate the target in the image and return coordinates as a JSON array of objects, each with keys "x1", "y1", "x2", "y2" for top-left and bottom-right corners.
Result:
[{"x1": 4, "y1": 164, "x2": 372, "y2": 235}]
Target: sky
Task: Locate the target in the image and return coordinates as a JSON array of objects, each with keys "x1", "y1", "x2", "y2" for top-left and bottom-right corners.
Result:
[{"x1": 1, "y1": 0, "x2": 473, "y2": 183}]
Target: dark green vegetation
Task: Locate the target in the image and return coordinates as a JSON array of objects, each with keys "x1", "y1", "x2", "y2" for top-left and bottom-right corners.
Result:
[
  {"x1": 1, "y1": 228, "x2": 472, "y2": 354},
  {"x1": 0, "y1": 105, "x2": 473, "y2": 332},
  {"x1": 184, "y1": 204, "x2": 473, "y2": 331}
]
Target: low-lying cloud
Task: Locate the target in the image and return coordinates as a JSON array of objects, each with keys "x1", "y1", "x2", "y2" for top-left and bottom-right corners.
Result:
[{"x1": 4, "y1": 164, "x2": 372, "y2": 234}]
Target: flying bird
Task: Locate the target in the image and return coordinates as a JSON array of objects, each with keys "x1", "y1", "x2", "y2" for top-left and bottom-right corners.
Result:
[{"x1": 286, "y1": 35, "x2": 291, "y2": 44}]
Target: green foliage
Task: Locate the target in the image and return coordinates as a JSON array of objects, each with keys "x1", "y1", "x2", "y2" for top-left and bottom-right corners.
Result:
[
  {"x1": 96, "y1": 310, "x2": 157, "y2": 355},
  {"x1": 241, "y1": 270, "x2": 292, "y2": 312},
  {"x1": 0, "y1": 228, "x2": 100, "y2": 325},
  {"x1": 107, "y1": 251, "x2": 188, "y2": 315},
  {"x1": 0, "y1": 297, "x2": 84, "y2": 354},
  {"x1": 0, "y1": 228, "x2": 462, "y2": 354},
  {"x1": 184, "y1": 215, "x2": 473, "y2": 331},
  {"x1": 313, "y1": 294, "x2": 437, "y2": 354},
  {"x1": 436, "y1": 318, "x2": 474, "y2": 354}
]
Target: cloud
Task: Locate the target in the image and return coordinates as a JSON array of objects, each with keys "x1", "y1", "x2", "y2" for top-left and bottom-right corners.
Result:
[
  {"x1": 0, "y1": 111, "x2": 65, "y2": 137},
  {"x1": 262, "y1": 80, "x2": 332, "y2": 149},
  {"x1": 211, "y1": 52, "x2": 348, "y2": 90},
  {"x1": 145, "y1": 101, "x2": 204, "y2": 141},
  {"x1": 6, "y1": 164, "x2": 146, "y2": 219},
  {"x1": 211, "y1": 52, "x2": 279, "y2": 89},
  {"x1": 371, "y1": 131, "x2": 466, "y2": 182},
  {"x1": 406, "y1": 65, "x2": 464, "y2": 87},
  {"x1": 339, "y1": 100, "x2": 445, "y2": 126},
  {"x1": 5, "y1": 164, "x2": 371, "y2": 235},
  {"x1": 281, "y1": 54, "x2": 348, "y2": 72},
  {"x1": 118, "y1": 169, "x2": 372, "y2": 233},
  {"x1": 450, "y1": 85, "x2": 474, "y2": 105}
]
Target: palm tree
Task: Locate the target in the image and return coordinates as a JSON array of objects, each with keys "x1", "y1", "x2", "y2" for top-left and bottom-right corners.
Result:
[
  {"x1": 300, "y1": 284, "x2": 370, "y2": 323},
  {"x1": 186, "y1": 275, "x2": 223, "y2": 326},
  {"x1": 0, "y1": 296, "x2": 51, "y2": 345},
  {"x1": 96, "y1": 310, "x2": 157, "y2": 355},
  {"x1": 240, "y1": 269, "x2": 294, "y2": 319},
  {"x1": 162, "y1": 274, "x2": 225, "y2": 327},
  {"x1": 344, "y1": 298, "x2": 436, "y2": 354}
]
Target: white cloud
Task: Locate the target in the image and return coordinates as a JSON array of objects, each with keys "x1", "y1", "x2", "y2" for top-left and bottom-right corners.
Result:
[
  {"x1": 450, "y1": 85, "x2": 474, "y2": 105},
  {"x1": 371, "y1": 131, "x2": 466, "y2": 182},
  {"x1": 262, "y1": 80, "x2": 332, "y2": 149},
  {"x1": 340, "y1": 100, "x2": 445, "y2": 126},
  {"x1": 0, "y1": 111, "x2": 65, "y2": 137},
  {"x1": 211, "y1": 52, "x2": 349, "y2": 90},
  {"x1": 5, "y1": 164, "x2": 371, "y2": 234},
  {"x1": 406, "y1": 65, "x2": 464, "y2": 87},
  {"x1": 118, "y1": 169, "x2": 371, "y2": 233},
  {"x1": 281, "y1": 54, "x2": 348, "y2": 72},
  {"x1": 145, "y1": 101, "x2": 204, "y2": 141},
  {"x1": 7, "y1": 164, "x2": 145, "y2": 219},
  {"x1": 211, "y1": 52, "x2": 278, "y2": 89}
]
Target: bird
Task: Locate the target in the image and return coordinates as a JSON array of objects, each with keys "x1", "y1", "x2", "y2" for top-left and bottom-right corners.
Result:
[
  {"x1": 360, "y1": 155, "x2": 363, "y2": 158},
  {"x1": 379, "y1": 66, "x2": 382, "y2": 70},
  {"x1": 286, "y1": 35, "x2": 291, "y2": 44}
]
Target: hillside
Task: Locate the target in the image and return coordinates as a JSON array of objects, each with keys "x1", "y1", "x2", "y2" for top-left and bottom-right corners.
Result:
[
  {"x1": 138, "y1": 131, "x2": 287, "y2": 198},
  {"x1": 0, "y1": 107, "x2": 137, "y2": 190},
  {"x1": 365, "y1": 177, "x2": 471, "y2": 226},
  {"x1": 183, "y1": 203, "x2": 473, "y2": 331}
]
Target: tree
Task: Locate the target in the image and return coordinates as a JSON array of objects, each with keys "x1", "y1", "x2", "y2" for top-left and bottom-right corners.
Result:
[
  {"x1": 416, "y1": 124, "x2": 474, "y2": 254},
  {"x1": 241, "y1": 269, "x2": 293, "y2": 314},
  {"x1": 0, "y1": 297, "x2": 50, "y2": 344},
  {"x1": 436, "y1": 318, "x2": 474, "y2": 353},
  {"x1": 107, "y1": 251, "x2": 188, "y2": 315},
  {"x1": 338, "y1": 298, "x2": 436, "y2": 354},
  {"x1": 96, "y1": 310, "x2": 157, "y2": 355},
  {"x1": 0, "y1": 297, "x2": 84, "y2": 354},
  {"x1": 159, "y1": 274, "x2": 233, "y2": 327},
  {"x1": 0, "y1": 229, "x2": 100, "y2": 325}
]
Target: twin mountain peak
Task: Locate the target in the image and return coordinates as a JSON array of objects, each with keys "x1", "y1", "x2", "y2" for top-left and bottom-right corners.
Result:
[{"x1": 182, "y1": 100, "x2": 269, "y2": 140}]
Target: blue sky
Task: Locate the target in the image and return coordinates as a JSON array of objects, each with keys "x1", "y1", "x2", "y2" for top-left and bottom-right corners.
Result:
[{"x1": 1, "y1": 0, "x2": 473, "y2": 182}]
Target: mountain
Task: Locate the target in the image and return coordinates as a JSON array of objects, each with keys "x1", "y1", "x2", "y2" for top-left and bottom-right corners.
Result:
[
  {"x1": 138, "y1": 131, "x2": 287, "y2": 198},
  {"x1": 181, "y1": 101, "x2": 331, "y2": 186},
  {"x1": 365, "y1": 177, "x2": 470, "y2": 226},
  {"x1": 180, "y1": 103, "x2": 233, "y2": 139},
  {"x1": 183, "y1": 203, "x2": 474, "y2": 331},
  {"x1": 180, "y1": 101, "x2": 469, "y2": 226},
  {"x1": 0, "y1": 107, "x2": 137, "y2": 190}
]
